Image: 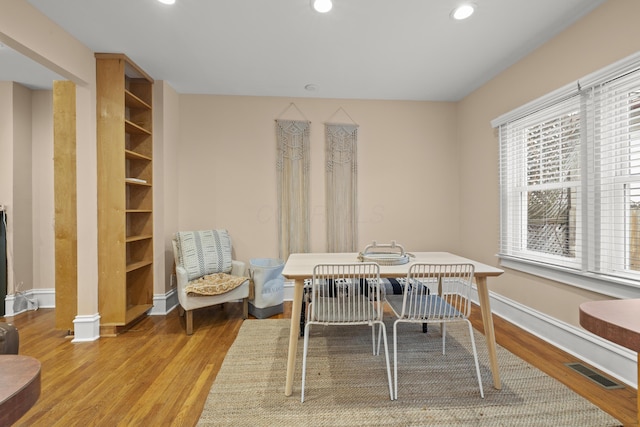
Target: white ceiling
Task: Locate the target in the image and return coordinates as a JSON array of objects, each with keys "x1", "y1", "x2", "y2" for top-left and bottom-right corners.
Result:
[{"x1": 1, "y1": 0, "x2": 605, "y2": 101}]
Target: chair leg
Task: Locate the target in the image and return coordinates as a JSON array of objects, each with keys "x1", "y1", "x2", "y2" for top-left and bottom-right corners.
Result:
[
  {"x1": 466, "y1": 320, "x2": 485, "y2": 398},
  {"x1": 441, "y1": 323, "x2": 447, "y2": 355},
  {"x1": 178, "y1": 305, "x2": 185, "y2": 317},
  {"x1": 242, "y1": 297, "x2": 249, "y2": 319},
  {"x1": 371, "y1": 324, "x2": 376, "y2": 355},
  {"x1": 300, "y1": 290, "x2": 307, "y2": 337},
  {"x1": 185, "y1": 310, "x2": 194, "y2": 335},
  {"x1": 378, "y1": 321, "x2": 394, "y2": 401},
  {"x1": 393, "y1": 320, "x2": 399, "y2": 400},
  {"x1": 301, "y1": 323, "x2": 312, "y2": 402}
]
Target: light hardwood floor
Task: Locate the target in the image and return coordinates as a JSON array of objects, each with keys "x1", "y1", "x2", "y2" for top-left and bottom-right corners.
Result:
[{"x1": 1, "y1": 302, "x2": 637, "y2": 426}]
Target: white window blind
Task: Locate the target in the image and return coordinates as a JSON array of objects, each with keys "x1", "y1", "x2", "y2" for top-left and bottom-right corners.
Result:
[
  {"x1": 587, "y1": 70, "x2": 640, "y2": 280},
  {"x1": 499, "y1": 96, "x2": 582, "y2": 269},
  {"x1": 494, "y1": 51, "x2": 640, "y2": 296}
]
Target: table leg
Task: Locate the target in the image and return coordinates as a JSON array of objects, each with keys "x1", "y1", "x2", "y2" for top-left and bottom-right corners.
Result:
[
  {"x1": 285, "y1": 278, "x2": 304, "y2": 396},
  {"x1": 476, "y1": 276, "x2": 502, "y2": 389}
]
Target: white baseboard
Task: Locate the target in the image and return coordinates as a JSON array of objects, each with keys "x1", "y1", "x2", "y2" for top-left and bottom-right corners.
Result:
[
  {"x1": 284, "y1": 279, "x2": 637, "y2": 388},
  {"x1": 34, "y1": 288, "x2": 56, "y2": 308},
  {"x1": 284, "y1": 279, "x2": 296, "y2": 301},
  {"x1": 72, "y1": 313, "x2": 101, "y2": 342},
  {"x1": 4, "y1": 294, "x2": 19, "y2": 316},
  {"x1": 4, "y1": 288, "x2": 55, "y2": 316},
  {"x1": 149, "y1": 288, "x2": 179, "y2": 315}
]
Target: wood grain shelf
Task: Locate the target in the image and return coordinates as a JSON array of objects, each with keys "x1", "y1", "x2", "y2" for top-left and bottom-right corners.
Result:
[
  {"x1": 125, "y1": 89, "x2": 151, "y2": 110},
  {"x1": 125, "y1": 119, "x2": 152, "y2": 135},
  {"x1": 125, "y1": 180, "x2": 151, "y2": 187},
  {"x1": 126, "y1": 259, "x2": 153, "y2": 273},
  {"x1": 125, "y1": 149, "x2": 152, "y2": 162},
  {"x1": 126, "y1": 234, "x2": 153, "y2": 243}
]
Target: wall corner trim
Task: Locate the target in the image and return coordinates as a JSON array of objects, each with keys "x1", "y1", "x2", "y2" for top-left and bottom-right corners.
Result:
[{"x1": 72, "y1": 313, "x2": 101, "y2": 343}]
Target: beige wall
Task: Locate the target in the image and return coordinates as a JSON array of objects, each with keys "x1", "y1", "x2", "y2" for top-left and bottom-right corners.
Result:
[
  {"x1": 177, "y1": 96, "x2": 459, "y2": 265},
  {"x1": 12, "y1": 83, "x2": 33, "y2": 294},
  {"x1": 154, "y1": 81, "x2": 180, "y2": 294},
  {"x1": 0, "y1": 83, "x2": 14, "y2": 294},
  {"x1": 32, "y1": 90, "x2": 54, "y2": 292},
  {"x1": 0, "y1": 82, "x2": 33, "y2": 295},
  {"x1": 457, "y1": 0, "x2": 640, "y2": 327}
]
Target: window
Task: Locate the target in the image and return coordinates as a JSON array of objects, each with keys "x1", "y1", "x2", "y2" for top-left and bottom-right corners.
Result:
[
  {"x1": 590, "y1": 72, "x2": 640, "y2": 280},
  {"x1": 499, "y1": 97, "x2": 581, "y2": 269},
  {"x1": 492, "y1": 52, "x2": 640, "y2": 297}
]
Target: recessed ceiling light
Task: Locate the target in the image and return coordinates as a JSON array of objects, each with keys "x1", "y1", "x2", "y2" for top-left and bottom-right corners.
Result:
[
  {"x1": 451, "y1": 3, "x2": 476, "y2": 20},
  {"x1": 157, "y1": 0, "x2": 176, "y2": 4},
  {"x1": 312, "y1": 0, "x2": 332, "y2": 13}
]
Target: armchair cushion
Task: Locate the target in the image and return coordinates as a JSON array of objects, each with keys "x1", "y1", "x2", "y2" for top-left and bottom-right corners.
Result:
[
  {"x1": 176, "y1": 229, "x2": 233, "y2": 280},
  {"x1": 185, "y1": 272, "x2": 248, "y2": 296}
]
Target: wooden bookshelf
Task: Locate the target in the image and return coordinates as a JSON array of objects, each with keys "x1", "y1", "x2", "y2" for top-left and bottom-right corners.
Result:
[{"x1": 96, "y1": 53, "x2": 154, "y2": 336}]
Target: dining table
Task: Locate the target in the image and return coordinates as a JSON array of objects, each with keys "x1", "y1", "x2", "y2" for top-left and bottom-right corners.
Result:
[
  {"x1": 281, "y1": 251, "x2": 504, "y2": 397},
  {"x1": 0, "y1": 355, "x2": 41, "y2": 426},
  {"x1": 579, "y1": 298, "x2": 640, "y2": 425}
]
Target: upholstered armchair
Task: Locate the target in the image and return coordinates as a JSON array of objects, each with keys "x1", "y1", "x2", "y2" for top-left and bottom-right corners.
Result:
[{"x1": 172, "y1": 229, "x2": 250, "y2": 335}]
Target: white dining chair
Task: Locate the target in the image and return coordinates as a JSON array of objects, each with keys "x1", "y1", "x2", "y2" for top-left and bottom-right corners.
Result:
[
  {"x1": 300, "y1": 262, "x2": 394, "y2": 402},
  {"x1": 387, "y1": 263, "x2": 484, "y2": 400}
]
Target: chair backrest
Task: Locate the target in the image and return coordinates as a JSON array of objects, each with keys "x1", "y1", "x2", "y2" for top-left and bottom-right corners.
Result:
[
  {"x1": 310, "y1": 263, "x2": 382, "y2": 325},
  {"x1": 399, "y1": 263, "x2": 475, "y2": 321}
]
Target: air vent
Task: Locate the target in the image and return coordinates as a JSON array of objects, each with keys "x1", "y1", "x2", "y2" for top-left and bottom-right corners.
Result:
[{"x1": 565, "y1": 363, "x2": 624, "y2": 389}]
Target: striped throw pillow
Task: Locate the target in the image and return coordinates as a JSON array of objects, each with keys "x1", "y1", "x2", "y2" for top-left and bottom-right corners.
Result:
[{"x1": 176, "y1": 229, "x2": 233, "y2": 280}]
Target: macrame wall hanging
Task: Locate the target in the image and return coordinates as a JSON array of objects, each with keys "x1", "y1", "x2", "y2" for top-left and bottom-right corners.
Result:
[
  {"x1": 276, "y1": 109, "x2": 311, "y2": 260},
  {"x1": 325, "y1": 108, "x2": 359, "y2": 252}
]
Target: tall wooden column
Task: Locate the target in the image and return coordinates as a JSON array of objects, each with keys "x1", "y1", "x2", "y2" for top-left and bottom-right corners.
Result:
[{"x1": 53, "y1": 81, "x2": 78, "y2": 331}]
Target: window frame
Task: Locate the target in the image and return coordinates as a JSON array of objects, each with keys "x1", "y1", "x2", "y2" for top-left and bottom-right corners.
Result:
[{"x1": 492, "y1": 52, "x2": 640, "y2": 299}]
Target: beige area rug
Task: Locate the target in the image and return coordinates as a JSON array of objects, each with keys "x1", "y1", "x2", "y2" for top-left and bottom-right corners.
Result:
[{"x1": 198, "y1": 319, "x2": 621, "y2": 426}]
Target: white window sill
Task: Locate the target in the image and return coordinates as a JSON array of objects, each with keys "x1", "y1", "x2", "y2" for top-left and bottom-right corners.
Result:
[{"x1": 499, "y1": 256, "x2": 640, "y2": 299}]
